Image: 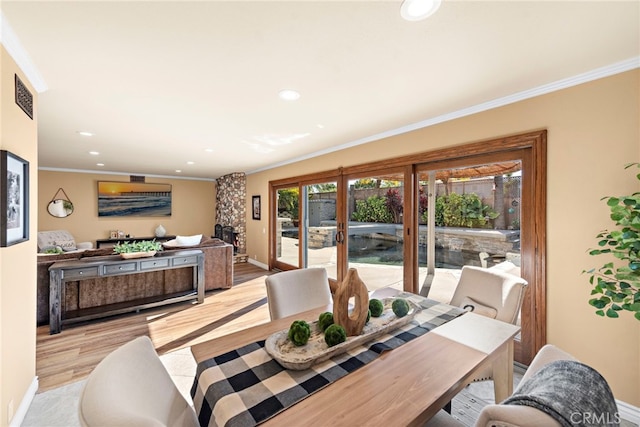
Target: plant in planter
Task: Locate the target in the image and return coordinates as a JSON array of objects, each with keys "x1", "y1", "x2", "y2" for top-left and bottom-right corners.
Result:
[
  {"x1": 113, "y1": 239, "x2": 163, "y2": 255},
  {"x1": 585, "y1": 163, "x2": 640, "y2": 321}
]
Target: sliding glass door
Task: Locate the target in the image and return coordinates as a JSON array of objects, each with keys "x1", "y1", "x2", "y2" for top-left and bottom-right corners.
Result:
[
  {"x1": 344, "y1": 170, "x2": 408, "y2": 293},
  {"x1": 269, "y1": 131, "x2": 546, "y2": 364},
  {"x1": 302, "y1": 181, "x2": 339, "y2": 281},
  {"x1": 416, "y1": 159, "x2": 523, "y2": 313}
]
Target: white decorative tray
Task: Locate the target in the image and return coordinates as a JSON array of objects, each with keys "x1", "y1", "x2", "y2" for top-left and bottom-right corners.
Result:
[
  {"x1": 120, "y1": 250, "x2": 156, "y2": 259},
  {"x1": 265, "y1": 298, "x2": 421, "y2": 370}
]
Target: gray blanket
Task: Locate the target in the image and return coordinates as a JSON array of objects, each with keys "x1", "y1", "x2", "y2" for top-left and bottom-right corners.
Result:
[{"x1": 503, "y1": 360, "x2": 619, "y2": 427}]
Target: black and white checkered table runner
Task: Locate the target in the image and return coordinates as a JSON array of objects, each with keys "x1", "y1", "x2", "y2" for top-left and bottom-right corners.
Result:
[{"x1": 191, "y1": 294, "x2": 465, "y2": 427}]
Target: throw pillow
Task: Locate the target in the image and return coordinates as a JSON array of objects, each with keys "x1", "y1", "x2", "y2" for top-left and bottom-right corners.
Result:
[
  {"x1": 459, "y1": 296, "x2": 498, "y2": 319},
  {"x1": 55, "y1": 238, "x2": 77, "y2": 252},
  {"x1": 175, "y1": 234, "x2": 202, "y2": 246}
]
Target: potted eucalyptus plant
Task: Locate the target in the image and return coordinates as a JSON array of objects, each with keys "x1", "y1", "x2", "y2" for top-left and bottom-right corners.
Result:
[{"x1": 585, "y1": 163, "x2": 640, "y2": 321}]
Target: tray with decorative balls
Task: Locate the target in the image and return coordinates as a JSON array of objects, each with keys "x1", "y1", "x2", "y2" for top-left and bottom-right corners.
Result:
[
  {"x1": 265, "y1": 268, "x2": 421, "y2": 370},
  {"x1": 265, "y1": 297, "x2": 421, "y2": 370}
]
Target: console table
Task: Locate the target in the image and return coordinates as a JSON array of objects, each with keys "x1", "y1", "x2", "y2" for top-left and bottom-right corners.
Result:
[
  {"x1": 95, "y1": 235, "x2": 176, "y2": 248},
  {"x1": 49, "y1": 249, "x2": 204, "y2": 334}
]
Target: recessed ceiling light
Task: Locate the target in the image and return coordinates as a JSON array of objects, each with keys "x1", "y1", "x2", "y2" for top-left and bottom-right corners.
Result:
[
  {"x1": 77, "y1": 131, "x2": 94, "y2": 137},
  {"x1": 204, "y1": 148, "x2": 214, "y2": 153},
  {"x1": 278, "y1": 89, "x2": 300, "y2": 101},
  {"x1": 96, "y1": 163, "x2": 104, "y2": 167},
  {"x1": 175, "y1": 169, "x2": 182, "y2": 173},
  {"x1": 316, "y1": 124, "x2": 325, "y2": 129},
  {"x1": 187, "y1": 161, "x2": 195, "y2": 165},
  {"x1": 400, "y1": 0, "x2": 442, "y2": 21},
  {"x1": 89, "y1": 151, "x2": 99, "y2": 155}
]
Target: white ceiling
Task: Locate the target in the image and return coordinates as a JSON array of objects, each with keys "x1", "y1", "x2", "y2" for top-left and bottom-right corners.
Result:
[{"x1": 2, "y1": 1, "x2": 639, "y2": 180}]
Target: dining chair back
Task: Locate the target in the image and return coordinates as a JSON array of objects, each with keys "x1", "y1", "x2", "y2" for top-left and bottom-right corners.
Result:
[
  {"x1": 265, "y1": 268, "x2": 332, "y2": 320},
  {"x1": 449, "y1": 265, "x2": 528, "y2": 325},
  {"x1": 78, "y1": 336, "x2": 198, "y2": 427},
  {"x1": 425, "y1": 345, "x2": 583, "y2": 427},
  {"x1": 475, "y1": 345, "x2": 581, "y2": 427}
]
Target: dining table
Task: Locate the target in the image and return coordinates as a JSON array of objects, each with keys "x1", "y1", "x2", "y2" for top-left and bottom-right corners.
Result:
[{"x1": 190, "y1": 288, "x2": 520, "y2": 427}]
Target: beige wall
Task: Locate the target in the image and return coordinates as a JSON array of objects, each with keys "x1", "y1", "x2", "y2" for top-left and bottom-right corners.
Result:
[
  {"x1": 0, "y1": 46, "x2": 38, "y2": 426},
  {"x1": 246, "y1": 70, "x2": 640, "y2": 405},
  {"x1": 38, "y1": 171, "x2": 216, "y2": 245}
]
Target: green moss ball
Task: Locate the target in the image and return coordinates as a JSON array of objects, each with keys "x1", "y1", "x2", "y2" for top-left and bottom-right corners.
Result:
[
  {"x1": 288, "y1": 320, "x2": 311, "y2": 346},
  {"x1": 318, "y1": 312, "x2": 334, "y2": 331},
  {"x1": 324, "y1": 324, "x2": 347, "y2": 347},
  {"x1": 392, "y1": 298, "x2": 410, "y2": 318},
  {"x1": 369, "y1": 299, "x2": 384, "y2": 317}
]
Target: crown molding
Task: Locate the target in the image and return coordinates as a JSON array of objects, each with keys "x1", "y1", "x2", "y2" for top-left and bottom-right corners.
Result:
[
  {"x1": 38, "y1": 166, "x2": 217, "y2": 182},
  {"x1": 0, "y1": 11, "x2": 47, "y2": 93},
  {"x1": 248, "y1": 56, "x2": 640, "y2": 175}
]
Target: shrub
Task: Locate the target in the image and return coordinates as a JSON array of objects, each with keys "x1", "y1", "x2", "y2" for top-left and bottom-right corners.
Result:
[
  {"x1": 439, "y1": 193, "x2": 498, "y2": 228},
  {"x1": 351, "y1": 196, "x2": 393, "y2": 223},
  {"x1": 385, "y1": 188, "x2": 403, "y2": 223}
]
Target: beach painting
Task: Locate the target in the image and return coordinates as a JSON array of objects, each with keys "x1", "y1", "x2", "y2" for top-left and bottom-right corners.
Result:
[{"x1": 98, "y1": 181, "x2": 171, "y2": 217}]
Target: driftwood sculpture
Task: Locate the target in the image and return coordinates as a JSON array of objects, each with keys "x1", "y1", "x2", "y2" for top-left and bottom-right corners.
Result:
[{"x1": 333, "y1": 268, "x2": 369, "y2": 336}]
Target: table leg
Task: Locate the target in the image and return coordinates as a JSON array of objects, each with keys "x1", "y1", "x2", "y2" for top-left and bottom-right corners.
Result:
[
  {"x1": 196, "y1": 254, "x2": 205, "y2": 303},
  {"x1": 491, "y1": 339, "x2": 514, "y2": 402},
  {"x1": 49, "y1": 270, "x2": 62, "y2": 334}
]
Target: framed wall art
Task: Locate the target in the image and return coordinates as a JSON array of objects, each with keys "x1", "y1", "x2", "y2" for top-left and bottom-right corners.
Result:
[
  {"x1": 1, "y1": 150, "x2": 30, "y2": 247},
  {"x1": 252, "y1": 195, "x2": 261, "y2": 220},
  {"x1": 97, "y1": 181, "x2": 172, "y2": 217}
]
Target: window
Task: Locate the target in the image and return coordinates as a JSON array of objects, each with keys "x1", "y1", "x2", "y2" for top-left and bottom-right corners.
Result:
[{"x1": 269, "y1": 131, "x2": 546, "y2": 364}]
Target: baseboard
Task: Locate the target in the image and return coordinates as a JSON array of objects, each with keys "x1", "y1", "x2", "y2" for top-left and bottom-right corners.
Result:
[
  {"x1": 617, "y1": 399, "x2": 640, "y2": 425},
  {"x1": 247, "y1": 258, "x2": 268, "y2": 270},
  {"x1": 10, "y1": 376, "x2": 38, "y2": 427}
]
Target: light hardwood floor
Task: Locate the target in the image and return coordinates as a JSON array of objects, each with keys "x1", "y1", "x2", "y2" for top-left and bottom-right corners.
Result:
[{"x1": 36, "y1": 263, "x2": 273, "y2": 392}]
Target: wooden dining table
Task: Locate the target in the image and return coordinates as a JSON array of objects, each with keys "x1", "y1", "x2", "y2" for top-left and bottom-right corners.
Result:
[{"x1": 190, "y1": 289, "x2": 520, "y2": 427}]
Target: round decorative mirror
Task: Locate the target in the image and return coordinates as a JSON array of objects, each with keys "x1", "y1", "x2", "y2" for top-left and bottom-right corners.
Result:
[
  {"x1": 47, "y1": 199, "x2": 74, "y2": 218},
  {"x1": 47, "y1": 188, "x2": 74, "y2": 218}
]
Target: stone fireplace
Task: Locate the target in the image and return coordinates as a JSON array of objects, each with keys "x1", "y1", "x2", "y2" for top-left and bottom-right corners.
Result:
[{"x1": 215, "y1": 172, "x2": 247, "y2": 263}]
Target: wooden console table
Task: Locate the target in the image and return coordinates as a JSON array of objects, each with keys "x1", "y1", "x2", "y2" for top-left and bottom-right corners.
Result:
[{"x1": 49, "y1": 249, "x2": 204, "y2": 334}]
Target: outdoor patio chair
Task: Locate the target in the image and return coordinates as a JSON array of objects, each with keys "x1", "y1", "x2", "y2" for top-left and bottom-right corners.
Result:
[{"x1": 265, "y1": 268, "x2": 332, "y2": 320}]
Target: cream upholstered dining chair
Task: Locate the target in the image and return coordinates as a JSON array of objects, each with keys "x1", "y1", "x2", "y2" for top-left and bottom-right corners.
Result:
[
  {"x1": 448, "y1": 266, "x2": 528, "y2": 390},
  {"x1": 449, "y1": 265, "x2": 528, "y2": 326},
  {"x1": 427, "y1": 345, "x2": 590, "y2": 427},
  {"x1": 473, "y1": 344, "x2": 578, "y2": 427},
  {"x1": 265, "y1": 268, "x2": 332, "y2": 320},
  {"x1": 78, "y1": 336, "x2": 198, "y2": 427}
]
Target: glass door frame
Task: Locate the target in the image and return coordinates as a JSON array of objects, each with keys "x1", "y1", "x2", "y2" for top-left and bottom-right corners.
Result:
[{"x1": 269, "y1": 130, "x2": 546, "y2": 364}]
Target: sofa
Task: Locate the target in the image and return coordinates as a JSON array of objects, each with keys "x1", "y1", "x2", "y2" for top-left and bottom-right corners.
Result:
[
  {"x1": 37, "y1": 229, "x2": 93, "y2": 252},
  {"x1": 36, "y1": 236, "x2": 233, "y2": 326}
]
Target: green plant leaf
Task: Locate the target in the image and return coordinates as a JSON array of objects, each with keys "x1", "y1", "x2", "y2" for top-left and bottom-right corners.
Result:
[
  {"x1": 586, "y1": 165, "x2": 640, "y2": 321},
  {"x1": 607, "y1": 197, "x2": 620, "y2": 207}
]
